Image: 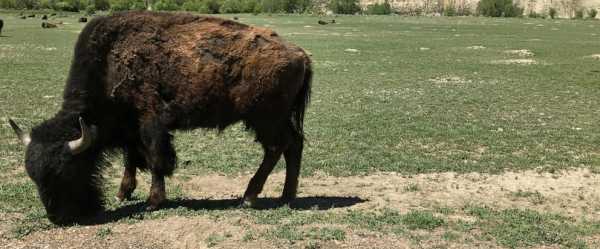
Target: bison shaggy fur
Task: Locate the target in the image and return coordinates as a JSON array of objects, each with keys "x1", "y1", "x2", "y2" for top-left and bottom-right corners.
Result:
[{"x1": 10, "y1": 11, "x2": 312, "y2": 224}]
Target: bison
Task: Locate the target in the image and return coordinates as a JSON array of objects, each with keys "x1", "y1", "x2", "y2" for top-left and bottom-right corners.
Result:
[
  {"x1": 0, "y1": 19, "x2": 3, "y2": 36},
  {"x1": 9, "y1": 11, "x2": 312, "y2": 224},
  {"x1": 79, "y1": 17, "x2": 87, "y2": 23}
]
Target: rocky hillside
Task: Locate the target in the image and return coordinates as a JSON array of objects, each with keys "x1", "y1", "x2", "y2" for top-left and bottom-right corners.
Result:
[{"x1": 360, "y1": 0, "x2": 600, "y2": 17}]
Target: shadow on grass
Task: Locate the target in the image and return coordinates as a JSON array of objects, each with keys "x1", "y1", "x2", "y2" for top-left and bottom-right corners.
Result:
[{"x1": 86, "y1": 196, "x2": 366, "y2": 225}]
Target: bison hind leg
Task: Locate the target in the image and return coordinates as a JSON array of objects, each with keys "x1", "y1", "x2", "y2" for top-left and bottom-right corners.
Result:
[{"x1": 242, "y1": 120, "x2": 302, "y2": 207}]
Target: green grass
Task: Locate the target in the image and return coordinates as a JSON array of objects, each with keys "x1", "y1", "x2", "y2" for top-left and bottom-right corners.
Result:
[
  {"x1": 509, "y1": 189, "x2": 546, "y2": 205},
  {"x1": 463, "y1": 205, "x2": 600, "y2": 248},
  {"x1": 95, "y1": 226, "x2": 113, "y2": 239},
  {"x1": 2, "y1": 13, "x2": 600, "y2": 177},
  {"x1": 1, "y1": 12, "x2": 600, "y2": 248}
]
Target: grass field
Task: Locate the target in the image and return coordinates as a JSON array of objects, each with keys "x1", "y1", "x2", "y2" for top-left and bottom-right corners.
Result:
[{"x1": 1, "y1": 12, "x2": 600, "y2": 248}]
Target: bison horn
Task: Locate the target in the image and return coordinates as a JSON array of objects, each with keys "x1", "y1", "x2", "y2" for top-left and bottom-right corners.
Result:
[
  {"x1": 67, "y1": 117, "x2": 93, "y2": 154},
  {"x1": 8, "y1": 119, "x2": 31, "y2": 146}
]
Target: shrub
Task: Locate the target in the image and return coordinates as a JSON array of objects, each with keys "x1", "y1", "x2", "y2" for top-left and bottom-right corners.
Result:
[
  {"x1": 366, "y1": 0, "x2": 391, "y2": 15},
  {"x1": 243, "y1": 0, "x2": 261, "y2": 13},
  {"x1": 181, "y1": 0, "x2": 207, "y2": 11},
  {"x1": 110, "y1": 0, "x2": 145, "y2": 11},
  {"x1": 574, "y1": 8, "x2": 584, "y2": 19},
  {"x1": 15, "y1": 0, "x2": 40, "y2": 9},
  {"x1": 528, "y1": 11, "x2": 540, "y2": 18},
  {"x1": 443, "y1": 5, "x2": 457, "y2": 16},
  {"x1": 154, "y1": 0, "x2": 180, "y2": 10},
  {"x1": 205, "y1": 0, "x2": 221, "y2": 13},
  {"x1": 0, "y1": 0, "x2": 16, "y2": 9},
  {"x1": 85, "y1": 5, "x2": 96, "y2": 15},
  {"x1": 54, "y1": 1, "x2": 80, "y2": 11},
  {"x1": 456, "y1": 5, "x2": 472, "y2": 16},
  {"x1": 477, "y1": 0, "x2": 522, "y2": 17},
  {"x1": 329, "y1": 0, "x2": 360, "y2": 14},
  {"x1": 284, "y1": 0, "x2": 312, "y2": 13},
  {"x1": 220, "y1": 0, "x2": 243, "y2": 13},
  {"x1": 588, "y1": 8, "x2": 597, "y2": 19},
  {"x1": 92, "y1": 0, "x2": 111, "y2": 10},
  {"x1": 548, "y1": 7, "x2": 557, "y2": 19}
]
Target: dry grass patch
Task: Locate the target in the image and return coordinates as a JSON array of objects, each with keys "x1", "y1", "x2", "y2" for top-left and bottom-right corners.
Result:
[
  {"x1": 491, "y1": 59, "x2": 538, "y2": 65},
  {"x1": 504, "y1": 49, "x2": 535, "y2": 57}
]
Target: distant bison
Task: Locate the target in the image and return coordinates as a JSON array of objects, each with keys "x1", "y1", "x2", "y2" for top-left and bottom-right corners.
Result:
[
  {"x1": 78, "y1": 17, "x2": 87, "y2": 23},
  {"x1": 10, "y1": 11, "x2": 312, "y2": 224},
  {"x1": 28, "y1": 14, "x2": 35, "y2": 18},
  {"x1": 41, "y1": 22, "x2": 57, "y2": 28},
  {"x1": 20, "y1": 16, "x2": 26, "y2": 19},
  {"x1": 42, "y1": 14, "x2": 48, "y2": 20},
  {"x1": 318, "y1": 20, "x2": 328, "y2": 25},
  {"x1": 0, "y1": 19, "x2": 3, "y2": 35}
]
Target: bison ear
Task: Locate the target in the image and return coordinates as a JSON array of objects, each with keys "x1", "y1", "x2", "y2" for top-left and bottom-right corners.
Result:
[
  {"x1": 8, "y1": 118, "x2": 31, "y2": 146},
  {"x1": 67, "y1": 117, "x2": 95, "y2": 155}
]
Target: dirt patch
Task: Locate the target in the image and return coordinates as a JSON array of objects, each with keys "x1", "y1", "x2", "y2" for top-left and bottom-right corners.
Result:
[
  {"x1": 504, "y1": 49, "x2": 534, "y2": 57},
  {"x1": 166, "y1": 169, "x2": 600, "y2": 220},
  {"x1": 586, "y1": 54, "x2": 600, "y2": 60},
  {"x1": 429, "y1": 75, "x2": 472, "y2": 85},
  {"x1": 467, "y1": 45, "x2": 486, "y2": 50},
  {"x1": 4, "y1": 169, "x2": 599, "y2": 248},
  {"x1": 491, "y1": 59, "x2": 538, "y2": 65}
]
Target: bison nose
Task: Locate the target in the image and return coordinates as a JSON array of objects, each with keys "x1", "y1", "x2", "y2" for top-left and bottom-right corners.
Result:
[
  {"x1": 45, "y1": 209, "x2": 77, "y2": 226},
  {"x1": 47, "y1": 213, "x2": 70, "y2": 225}
]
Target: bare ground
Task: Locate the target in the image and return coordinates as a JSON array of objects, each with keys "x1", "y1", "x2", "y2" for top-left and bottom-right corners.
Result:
[{"x1": 2, "y1": 169, "x2": 599, "y2": 249}]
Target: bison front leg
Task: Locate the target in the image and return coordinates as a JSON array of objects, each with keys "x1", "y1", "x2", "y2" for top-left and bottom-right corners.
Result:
[
  {"x1": 139, "y1": 119, "x2": 176, "y2": 211},
  {"x1": 116, "y1": 144, "x2": 145, "y2": 201}
]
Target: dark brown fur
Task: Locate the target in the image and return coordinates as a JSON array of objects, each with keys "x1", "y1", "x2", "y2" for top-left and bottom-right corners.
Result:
[{"x1": 14, "y1": 11, "x2": 312, "y2": 224}]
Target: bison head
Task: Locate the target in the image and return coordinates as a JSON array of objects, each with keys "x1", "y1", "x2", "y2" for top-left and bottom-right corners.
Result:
[{"x1": 9, "y1": 117, "x2": 103, "y2": 225}]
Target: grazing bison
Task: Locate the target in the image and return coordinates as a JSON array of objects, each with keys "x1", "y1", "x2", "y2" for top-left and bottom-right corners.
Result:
[
  {"x1": 79, "y1": 17, "x2": 87, "y2": 23},
  {"x1": 317, "y1": 20, "x2": 328, "y2": 25},
  {"x1": 9, "y1": 11, "x2": 312, "y2": 224}
]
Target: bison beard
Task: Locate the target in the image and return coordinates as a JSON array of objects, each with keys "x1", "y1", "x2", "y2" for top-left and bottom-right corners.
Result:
[{"x1": 9, "y1": 11, "x2": 312, "y2": 224}]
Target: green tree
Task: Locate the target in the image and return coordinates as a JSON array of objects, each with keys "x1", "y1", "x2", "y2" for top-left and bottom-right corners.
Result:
[
  {"x1": 91, "y1": 0, "x2": 110, "y2": 10},
  {"x1": 154, "y1": 0, "x2": 179, "y2": 10},
  {"x1": 220, "y1": 0, "x2": 243, "y2": 13},
  {"x1": 366, "y1": 0, "x2": 391, "y2": 15},
  {"x1": 477, "y1": 0, "x2": 523, "y2": 17},
  {"x1": 329, "y1": 0, "x2": 360, "y2": 14}
]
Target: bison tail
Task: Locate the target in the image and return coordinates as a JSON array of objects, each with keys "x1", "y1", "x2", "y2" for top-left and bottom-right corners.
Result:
[{"x1": 291, "y1": 64, "x2": 312, "y2": 139}]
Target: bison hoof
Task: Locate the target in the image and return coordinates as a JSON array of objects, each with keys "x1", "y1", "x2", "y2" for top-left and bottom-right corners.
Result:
[
  {"x1": 145, "y1": 204, "x2": 161, "y2": 211},
  {"x1": 241, "y1": 196, "x2": 257, "y2": 208},
  {"x1": 279, "y1": 195, "x2": 295, "y2": 205},
  {"x1": 115, "y1": 193, "x2": 130, "y2": 202}
]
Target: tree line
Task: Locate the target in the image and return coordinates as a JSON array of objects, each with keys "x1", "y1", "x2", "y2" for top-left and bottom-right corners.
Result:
[
  {"x1": 1, "y1": 0, "x2": 593, "y2": 18},
  {"x1": 0, "y1": 0, "x2": 359, "y2": 14}
]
